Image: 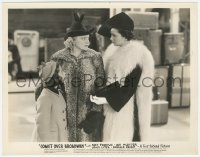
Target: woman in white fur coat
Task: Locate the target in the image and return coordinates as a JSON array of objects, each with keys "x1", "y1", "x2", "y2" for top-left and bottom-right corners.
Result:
[{"x1": 90, "y1": 12, "x2": 154, "y2": 142}]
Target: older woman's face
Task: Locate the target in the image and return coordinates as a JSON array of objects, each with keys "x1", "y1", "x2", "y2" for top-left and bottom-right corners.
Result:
[
  {"x1": 73, "y1": 35, "x2": 90, "y2": 51},
  {"x1": 110, "y1": 28, "x2": 127, "y2": 46}
]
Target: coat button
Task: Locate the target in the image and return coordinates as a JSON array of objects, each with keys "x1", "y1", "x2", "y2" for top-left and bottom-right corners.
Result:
[
  {"x1": 63, "y1": 119, "x2": 65, "y2": 121},
  {"x1": 62, "y1": 110, "x2": 65, "y2": 113}
]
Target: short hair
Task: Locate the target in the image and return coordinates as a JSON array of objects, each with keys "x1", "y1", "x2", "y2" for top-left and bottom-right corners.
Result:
[{"x1": 117, "y1": 29, "x2": 134, "y2": 41}]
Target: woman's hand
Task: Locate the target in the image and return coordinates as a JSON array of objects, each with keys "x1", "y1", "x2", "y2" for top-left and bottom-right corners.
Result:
[
  {"x1": 64, "y1": 37, "x2": 73, "y2": 49},
  {"x1": 90, "y1": 95, "x2": 108, "y2": 105}
]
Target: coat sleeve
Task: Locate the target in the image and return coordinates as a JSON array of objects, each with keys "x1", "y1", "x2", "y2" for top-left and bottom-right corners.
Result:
[
  {"x1": 35, "y1": 83, "x2": 43, "y2": 101},
  {"x1": 91, "y1": 53, "x2": 105, "y2": 112},
  {"x1": 94, "y1": 54, "x2": 106, "y2": 89},
  {"x1": 35, "y1": 93, "x2": 52, "y2": 142},
  {"x1": 96, "y1": 65, "x2": 142, "y2": 112},
  {"x1": 136, "y1": 47, "x2": 154, "y2": 141}
]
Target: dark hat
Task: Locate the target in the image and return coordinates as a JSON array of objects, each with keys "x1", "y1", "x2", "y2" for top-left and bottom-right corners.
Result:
[
  {"x1": 64, "y1": 13, "x2": 93, "y2": 40},
  {"x1": 98, "y1": 12, "x2": 134, "y2": 38}
]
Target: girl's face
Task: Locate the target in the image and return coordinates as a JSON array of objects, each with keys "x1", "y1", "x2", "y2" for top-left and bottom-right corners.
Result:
[
  {"x1": 73, "y1": 35, "x2": 90, "y2": 51},
  {"x1": 110, "y1": 28, "x2": 127, "y2": 46}
]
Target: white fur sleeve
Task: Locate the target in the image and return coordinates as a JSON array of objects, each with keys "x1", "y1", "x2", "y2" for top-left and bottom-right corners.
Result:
[{"x1": 136, "y1": 45, "x2": 154, "y2": 141}]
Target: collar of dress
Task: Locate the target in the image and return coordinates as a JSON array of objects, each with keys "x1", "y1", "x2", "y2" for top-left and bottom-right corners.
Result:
[{"x1": 54, "y1": 48, "x2": 93, "y2": 63}]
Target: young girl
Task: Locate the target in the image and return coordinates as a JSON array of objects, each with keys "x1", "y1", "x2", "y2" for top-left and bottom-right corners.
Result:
[{"x1": 32, "y1": 60, "x2": 68, "y2": 142}]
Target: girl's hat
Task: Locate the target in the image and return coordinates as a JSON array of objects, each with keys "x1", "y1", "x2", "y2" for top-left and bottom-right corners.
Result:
[
  {"x1": 38, "y1": 60, "x2": 57, "y2": 82},
  {"x1": 98, "y1": 12, "x2": 134, "y2": 38},
  {"x1": 64, "y1": 12, "x2": 94, "y2": 40}
]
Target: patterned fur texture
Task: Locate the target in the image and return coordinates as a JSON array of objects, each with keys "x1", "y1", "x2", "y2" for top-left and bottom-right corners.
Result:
[{"x1": 51, "y1": 48, "x2": 105, "y2": 142}]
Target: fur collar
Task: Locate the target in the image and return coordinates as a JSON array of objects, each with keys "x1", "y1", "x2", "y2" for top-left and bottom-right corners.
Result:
[
  {"x1": 103, "y1": 40, "x2": 154, "y2": 83},
  {"x1": 51, "y1": 47, "x2": 100, "y2": 63}
]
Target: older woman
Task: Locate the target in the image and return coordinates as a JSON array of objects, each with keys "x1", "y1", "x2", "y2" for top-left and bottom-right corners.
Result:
[
  {"x1": 50, "y1": 13, "x2": 105, "y2": 142},
  {"x1": 90, "y1": 12, "x2": 154, "y2": 142}
]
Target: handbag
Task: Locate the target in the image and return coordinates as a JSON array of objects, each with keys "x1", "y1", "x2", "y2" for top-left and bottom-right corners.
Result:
[{"x1": 78, "y1": 111, "x2": 105, "y2": 134}]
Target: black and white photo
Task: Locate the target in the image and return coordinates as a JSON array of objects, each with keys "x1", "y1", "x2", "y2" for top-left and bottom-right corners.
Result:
[{"x1": 2, "y1": 2, "x2": 198, "y2": 155}]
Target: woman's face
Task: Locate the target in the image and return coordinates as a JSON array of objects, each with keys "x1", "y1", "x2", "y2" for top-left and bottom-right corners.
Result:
[
  {"x1": 73, "y1": 35, "x2": 90, "y2": 51},
  {"x1": 110, "y1": 28, "x2": 127, "y2": 46}
]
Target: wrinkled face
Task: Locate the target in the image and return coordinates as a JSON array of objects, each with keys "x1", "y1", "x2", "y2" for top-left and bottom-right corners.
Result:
[
  {"x1": 73, "y1": 35, "x2": 90, "y2": 50},
  {"x1": 110, "y1": 28, "x2": 127, "y2": 46}
]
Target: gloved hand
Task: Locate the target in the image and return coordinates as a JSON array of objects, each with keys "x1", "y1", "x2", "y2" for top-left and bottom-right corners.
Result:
[{"x1": 64, "y1": 37, "x2": 74, "y2": 49}]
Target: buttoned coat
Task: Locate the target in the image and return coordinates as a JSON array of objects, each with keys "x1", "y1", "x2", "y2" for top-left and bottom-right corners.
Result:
[
  {"x1": 32, "y1": 88, "x2": 68, "y2": 142},
  {"x1": 51, "y1": 48, "x2": 105, "y2": 142}
]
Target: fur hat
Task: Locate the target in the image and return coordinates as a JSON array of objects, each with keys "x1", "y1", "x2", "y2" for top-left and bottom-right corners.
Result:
[
  {"x1": 98, "y1": 12, "x2": 134, "y2": 38},
  {"x1": 38, "y1": 60, "x2": 57, "y2": 82},
  {"x1": 64, "y1": 12, "x2": 94, "y2": 40}
]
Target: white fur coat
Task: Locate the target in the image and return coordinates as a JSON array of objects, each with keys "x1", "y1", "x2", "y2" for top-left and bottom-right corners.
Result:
[{"x1": 102, "y1": 40, "x2": 154, "y2": 141}]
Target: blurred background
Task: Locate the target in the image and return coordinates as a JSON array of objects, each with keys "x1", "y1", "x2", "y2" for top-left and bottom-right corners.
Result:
[{"x1": 8, "y1": 8, "x2": 190, "y2": 142}]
